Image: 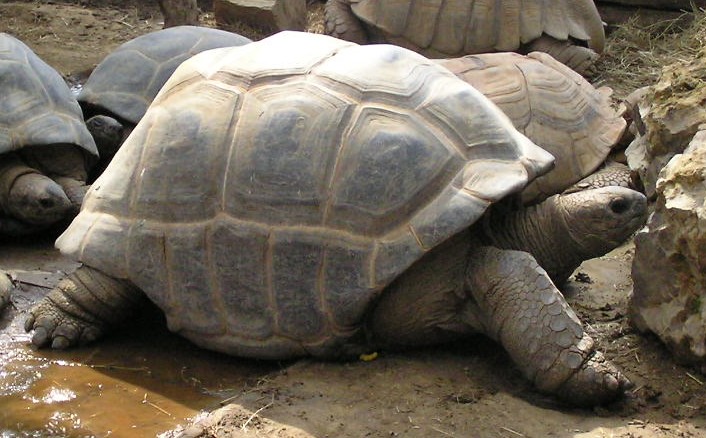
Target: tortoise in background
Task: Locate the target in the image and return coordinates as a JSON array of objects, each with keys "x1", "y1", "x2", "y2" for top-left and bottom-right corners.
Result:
[
  {"x1": 78, "y1": 25, "x2": 251, "y2": 176},
  {"x1": 0, "y1": 271, "x2": 11, "y2": 311},
  {"x1": 25, "y1": 32, "x2": 646, "y2": 406},
  {"x1": 0, "y1": 33, "x2": 97, "y2": 236},
  {"x1": 439, "y1": 51, "x2": 631, "y2": 205},
  {"x1": 325, "y1": 0, "x2": 605, "y2": 75}
]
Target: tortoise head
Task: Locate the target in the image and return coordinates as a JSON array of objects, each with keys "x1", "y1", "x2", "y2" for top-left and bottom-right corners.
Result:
[
  {"x1": 85, "y1": 115, "x2": 125, "y2": 161},
  {"x1": 5, "y1": 173, "x2": 71, "y2": 225},
  {"x1": 558, "y1": 186, "x2": 647, "y2": 257}
]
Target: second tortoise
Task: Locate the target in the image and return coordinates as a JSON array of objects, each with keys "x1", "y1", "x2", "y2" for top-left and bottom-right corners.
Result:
[{"x1": 325, "y1": 0, "x2": 606, "y2": 75}]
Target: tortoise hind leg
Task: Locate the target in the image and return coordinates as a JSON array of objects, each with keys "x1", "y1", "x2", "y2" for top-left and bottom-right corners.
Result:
[
  {"x1": 369, "y1": 231, "x2": 475, "y2": 348},
  {"x1": 324, "y1": 0, "x2": 369, "y2": 44},
  {"x1": 523, "y1": 35, "x2": 598, "y2": 76},
  {"x1": 25, "y1": 265, "x2": 144, "y2": 349},
  {"x1": 563, "y1": 161, "x2": 635, "y2": 194},
  {"x1": 465, "y1": 246, "x2": 631, "y2": 406}
]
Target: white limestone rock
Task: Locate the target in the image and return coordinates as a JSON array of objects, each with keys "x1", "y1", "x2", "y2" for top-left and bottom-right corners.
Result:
[
  {"x1": 625, "y1": 57, "x2": 706, "y2": 199},
  {"x1": 630, "y1": 128, "x2": 706, "y2": 368}
]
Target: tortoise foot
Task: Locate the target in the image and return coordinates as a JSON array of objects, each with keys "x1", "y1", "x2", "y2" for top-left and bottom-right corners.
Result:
[
  {"x1": 24, "y1": 286, "x2": 104, "y2": 349},
  {"x1": 24, "y1": 266, "x2": 142, "y2": 349},
  {"x1": 556, "y1": 350, "x2": 632, "y2": 407}
]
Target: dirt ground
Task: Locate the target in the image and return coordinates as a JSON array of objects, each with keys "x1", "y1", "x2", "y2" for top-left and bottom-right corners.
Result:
[{"x1": 0, "y1": 1, "x2": 705, "y2": 437}]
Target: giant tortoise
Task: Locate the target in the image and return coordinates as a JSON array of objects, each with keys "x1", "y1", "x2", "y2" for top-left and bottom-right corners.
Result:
[
  {"x1": 0, "y1": 33, "x2": 97, "y2": 236},
  {"x1": 438, "y1": 51, "x2": 631, "y2": 205},
  {"x1": 78, "y1": 25, "x2": 251, "y2": 175},
  {"x1": 25, "y1": 32, "x2": 646, "y2": 406},
  {"x1": 325, "y1": 0, "x2": 605, "y2": 75}
]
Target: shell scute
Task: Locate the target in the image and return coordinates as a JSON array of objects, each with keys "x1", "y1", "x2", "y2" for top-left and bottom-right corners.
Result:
[
  {"x1": 271, "y1": 231, "x2": 328, "y2": 341},
  {"x1": 224, "y1": 81, "x2": 355, "y2": 227},
  {"x1": 161, "y1": 224, "x2": 224, "y2": 335},
  {"x1": 210, "y1": 219, "x2": 273, "y2": 340},
  {"x1": 329, "y1": 107, "x2": 459, "y2": 236}
]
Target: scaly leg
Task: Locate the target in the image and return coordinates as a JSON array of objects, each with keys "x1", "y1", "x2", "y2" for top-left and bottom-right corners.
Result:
[
  {"x1": 524, "y1": 35, "x2": 598, "y2": 76},
  {"x1": 563, "y1": 161, "x2": 635, "y2": 194},
  {"x1": 324, "y1": 0, "x2": 369, "y2": 44},
  {"x1": 465, "y1": 246, "x2": 631, "y2": 406},
  {"x1": 25, "y1": 265, "x2": 144, "y2": 349}
]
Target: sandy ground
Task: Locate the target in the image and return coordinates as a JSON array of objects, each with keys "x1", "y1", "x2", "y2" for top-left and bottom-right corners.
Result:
[{"x1": 0, "y1": 1, "x2": 705, "y2": 437}]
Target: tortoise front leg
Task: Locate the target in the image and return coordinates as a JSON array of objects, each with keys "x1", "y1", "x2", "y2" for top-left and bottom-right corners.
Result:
[
  {"x1": 25, "y1": 265, "x2": 144, "y2": 349},
  {"x1": 465, "y1": 246, "x2": 631, "y2": 406},
  {"x1": 324, "y1": 0, "x2": 369, "y2": 44}
]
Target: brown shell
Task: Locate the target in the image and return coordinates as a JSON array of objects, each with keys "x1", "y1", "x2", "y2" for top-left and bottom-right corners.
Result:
[
  {"x1": 439, "y1": 51, "x2": 626, "y2": 204},
  {"x1": 57, "y1": 32, "x2": 553, "y2": 359},
  {"x1": 348, "y1": 0, "x2": 605, "y2": 57}
]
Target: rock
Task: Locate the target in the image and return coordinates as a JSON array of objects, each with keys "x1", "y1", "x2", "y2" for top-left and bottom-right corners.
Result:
[
  {"x1": 214, "y1": 0, "x2": 306, "y2": 34},
  {"x1": 170, "y1": 403, "x2": 314, "y2": 438},
  {"x1": 630, "y1": 127, "x2": 706, "y2": 367},
  {"x1": 625, "y1": 54, "x2": 706, "y2": 199}
]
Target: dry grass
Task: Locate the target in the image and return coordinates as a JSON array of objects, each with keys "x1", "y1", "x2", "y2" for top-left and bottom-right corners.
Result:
[{"x1": 594, "y1": 8, "x2": 706, "y2": 98}]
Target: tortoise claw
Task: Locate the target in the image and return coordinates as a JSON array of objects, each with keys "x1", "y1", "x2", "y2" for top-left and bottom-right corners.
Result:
[
  {"x1": 557, "y1": 351, "x2": 633, "y2": 407},
  {"x1": 25, "y1": 297, "x2": 103, "y2": 349}
]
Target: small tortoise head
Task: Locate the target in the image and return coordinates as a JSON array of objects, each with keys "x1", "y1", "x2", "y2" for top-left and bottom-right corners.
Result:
[
  {"x1": 85, "y1": 115, "x2": 125, "y2": 161},
  {"x1": 559, "y1": 186, "x2": 647, "y2": 257}
]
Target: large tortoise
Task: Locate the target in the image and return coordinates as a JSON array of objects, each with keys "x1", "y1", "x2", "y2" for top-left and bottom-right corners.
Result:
[
  {"x1": 0, "y1": 33, "x2": 98, "y2": 236},
  {"x1": 324, "y1": 0, "x2": 606, "y2": 75},
  {"x1": 25, "y1": 32, "x2": 646, "y2": 406},
  {"x1": 438, "y1": 51, "x2": 631, "y2": 205},
  {"x1": 78, "y1": 25, "x2": 251, "y2": 175}
]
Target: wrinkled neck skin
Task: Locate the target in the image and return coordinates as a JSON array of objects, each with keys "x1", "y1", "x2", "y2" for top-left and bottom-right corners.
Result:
[
  {"x1": 482, "y1": 195, "x2": 605, "y2": 286},
  {"x1": 20, "y1": 144, "x2": 88, "y2": 183},
  {"x1": 0, "y1": 154, "x2": 37, "y2": 214}
]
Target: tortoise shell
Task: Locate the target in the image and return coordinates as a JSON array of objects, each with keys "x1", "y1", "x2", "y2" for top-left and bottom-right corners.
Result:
[
  {"x1": 439, "y1": 51, "x2": 627, "y2": 204},
  {"x1": 78, "y1": 26, "x2": 252, "y2": 125},
  {"x1": 0, "y1": 33, "x2": 97, "y2": 158},
  {"x1": 58, "y1": 32, "x2": 553, "y2": 359},
  {"x1": 340, "y1": 0, "x2": 605, "y2": 57}
]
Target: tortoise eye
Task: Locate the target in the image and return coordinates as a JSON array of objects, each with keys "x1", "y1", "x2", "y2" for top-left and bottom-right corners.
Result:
[{"x1": 610, "y1": 198, "x2": 629, "y2": 215}]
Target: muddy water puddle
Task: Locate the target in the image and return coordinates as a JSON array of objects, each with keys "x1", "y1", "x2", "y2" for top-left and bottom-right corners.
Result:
[{"x1": 0, "y1": 239, "x2": 280, "y2": 437}]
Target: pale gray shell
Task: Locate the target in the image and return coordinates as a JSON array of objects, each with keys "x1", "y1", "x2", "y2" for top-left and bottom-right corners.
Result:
[
  {"x1": 439, "y1": 51, "x2": 626, "y2": 204},
  {"x1": 0, "y1": 33, "x2": 97, "y2": 158},
  {"x1": 78, "y1": 26, "x2": 251, "y2": 125},
  {"x1": 57, "y1": 32, "x2": 553, "y2": 359}
]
